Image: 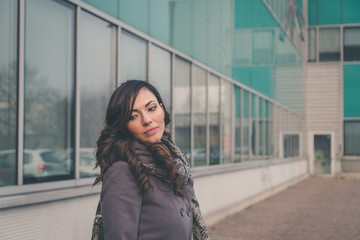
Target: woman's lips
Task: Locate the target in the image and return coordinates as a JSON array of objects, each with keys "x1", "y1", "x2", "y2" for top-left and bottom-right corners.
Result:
[{"x1": 144, "y1": 127, "x2": 158, "y2": 135}]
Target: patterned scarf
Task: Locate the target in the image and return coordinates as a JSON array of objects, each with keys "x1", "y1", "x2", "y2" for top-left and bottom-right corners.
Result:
[{"x1": 142, "y1": 137, "x2": 210, "y2": 240}]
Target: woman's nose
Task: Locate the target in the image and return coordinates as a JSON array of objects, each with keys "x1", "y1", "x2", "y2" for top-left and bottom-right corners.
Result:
[{"x1": 142, "y1": 114, "x2": 152, "y2": 126}]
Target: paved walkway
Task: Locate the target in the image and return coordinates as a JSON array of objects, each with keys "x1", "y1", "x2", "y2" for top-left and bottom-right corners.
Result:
[{"x1": 208, "y1": 177, "x2": 360, "y2": 240}]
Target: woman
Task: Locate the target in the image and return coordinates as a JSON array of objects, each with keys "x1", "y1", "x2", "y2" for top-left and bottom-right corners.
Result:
[{"x1": 94, "y1": 80, "x2": 210, "y2": 240}]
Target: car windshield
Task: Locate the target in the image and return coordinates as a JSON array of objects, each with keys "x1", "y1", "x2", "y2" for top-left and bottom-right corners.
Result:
[{"x1": 40, "y1": 151, "x2": 67, "y2": 163}]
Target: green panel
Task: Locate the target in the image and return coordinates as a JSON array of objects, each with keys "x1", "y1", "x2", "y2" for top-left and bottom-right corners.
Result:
[
  {"x1": 250, "y1": 67, "x2": 273, "y2": 98},
  {"x1": 318, "y1": 0, "x2": 341, "y2": 25},
  {"x1": 119, "y1": 0, "x2": 149, "y2": 33},
  {"x1": 243, "y1": 90, "x2": 249, "y2": 118},
  {"x1": 259, "y1": 98, "x2": 263, "y2": 118},
  {"x1": 232, "y1": 67, "x2": 250, "y2": 86},
  {"x1": 308, "y1": 0, "x2": 318, "y2": 26},
  {"x1": 252, "y1": 94, "x2": 257, "y2": 118},
  {"x1": 343, "y1": 0, "x2": 360, "y2": 24},
  {"x1": 235, "y1": 87, "x2": 241, "y2": 118},
  {"x1": 235, "y1": 0, "x2": 278, "y2": 28},
  {"x1": 149, "y1": 0, "x2": 171, "y2": 45},
  {"x1": 344, "y1": 64, "x2": 360, "y2": 117},
  {"x1": 233, "y1": 67, "x2": 273, "y2": 98},
  {"x1": 82, "y1": 0, "x2": 118, "y2": 18}
]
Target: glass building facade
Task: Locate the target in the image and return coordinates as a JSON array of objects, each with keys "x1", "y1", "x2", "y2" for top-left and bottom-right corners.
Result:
[{"x1": 0, "y1": 0, "x2": 306, "y2": 192}]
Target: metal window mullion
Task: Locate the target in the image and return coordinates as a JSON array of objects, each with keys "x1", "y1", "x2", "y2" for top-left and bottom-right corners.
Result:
[
  {"x1": 74, "y1": 6, "x2": 81, "y2": 181},
  {"x1": 219, "y1": 79, "x2": 223, "y2": 164},
  {"x1": 340, "y1": 25, "x2": 343, "y2": 63},
  {"x1": 262, "y1": 99, "x2": 266, "y2": 159},
  {"x1": 146, "y1": 40, "x2": 151, "y2": 81},
  {"x1": 117, "y1": 26, "x2": 122, "y2": 86},
  {"x1": 256, "y1": 96, "x2": 259, "y2": 160},
  {"x1": 240, "y1": 88, "x2": 243, "y2": 162},
  {"x1": 171, "y1": 54, "x2": 175, "y2": 141},
  {"x1": 248, "y1": 93, "x2": 252, "y2": 160},
  {"x1": 190, "y1": 64, "x2": 194, "y2": 167},
  {"x1": 17, "y1": 0, "x2": 25, "y2": 186},
  {"x1": 230, "y1": 84, "x2": 234, "y2": 163},
  {"x1": 205, "y1": 72, "x2": 210, "y2": 166}
]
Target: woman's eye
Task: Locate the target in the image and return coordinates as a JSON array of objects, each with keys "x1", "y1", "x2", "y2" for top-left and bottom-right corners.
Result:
[
  {"x1": 149, "y1": 106, "x2": 157, "y2": 111},
  {"x1": 130, "y1": 115, "x2": 138, "y2": 120}
]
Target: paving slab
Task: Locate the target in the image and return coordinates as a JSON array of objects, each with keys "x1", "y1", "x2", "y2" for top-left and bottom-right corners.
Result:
[{"x1": 209, "y1": 177, "x2": 360, "y2": 240}]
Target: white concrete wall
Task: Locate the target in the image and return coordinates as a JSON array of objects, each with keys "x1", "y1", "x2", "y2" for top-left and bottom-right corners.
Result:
[{"x1": 0, "y1": 160, "x2": 308, "y2": 240}]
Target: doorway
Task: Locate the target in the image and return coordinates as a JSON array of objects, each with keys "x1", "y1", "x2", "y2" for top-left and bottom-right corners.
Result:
[{"x1": 313, "y1": 134, "x2": 332, "y2": 175}]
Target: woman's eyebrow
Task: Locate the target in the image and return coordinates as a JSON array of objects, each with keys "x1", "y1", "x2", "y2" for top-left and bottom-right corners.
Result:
[
  {"x1": 132, "y1": 100, "x2": 155, "y2": 112},
  {"x1": 145, "y1": 100, "x2": 155, "y2": 107}
]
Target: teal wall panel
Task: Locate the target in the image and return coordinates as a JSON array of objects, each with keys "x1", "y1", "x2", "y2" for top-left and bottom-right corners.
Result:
[
  {"x1": 232, "y1": 67, "x2": 273, "y2": 98},
  {"x1": 344, "y1": 64, "x2": 360, "y2": 117},
  {"x1": 343, "y1": 0, "x2": 360, "y2": 24},
  {"x1": 250, "y1": 67, "x2": 273, "y2": 98},
  {"x1": 83, "y1": 0, "x2": 118, "y2": 18},
  {"x1": 318, "y1": 0, "x2": 341, "y2": 25},
  {"x1": 235, "y1": 0, "x2": 278, "y2": 28},
  {"x1": 308, "y1": 0, "x2": 318, "y2": 25},
  {"x1": 309, "y1": 0, "x2": 360, "y2": 25}
]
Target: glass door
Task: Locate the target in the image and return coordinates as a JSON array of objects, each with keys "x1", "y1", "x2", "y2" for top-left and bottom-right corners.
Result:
[{"x1": 313, "y1": 134, "x2": 331, "y2": 175}]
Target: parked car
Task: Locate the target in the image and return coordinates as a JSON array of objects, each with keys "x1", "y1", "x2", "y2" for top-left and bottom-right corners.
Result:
[{"x1": 23, "y1": 148, "x2": 71, "y2": 179}]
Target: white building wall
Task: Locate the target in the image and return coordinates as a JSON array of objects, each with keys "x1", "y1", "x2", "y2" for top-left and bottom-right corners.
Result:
[{"x1": 306, "y1": 63, "x2": 342, "y2": 173}]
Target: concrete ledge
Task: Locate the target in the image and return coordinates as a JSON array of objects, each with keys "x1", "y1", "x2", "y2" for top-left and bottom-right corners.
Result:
[{"x1": 203, "y1": 173, "x2": 309, "y2": 227}]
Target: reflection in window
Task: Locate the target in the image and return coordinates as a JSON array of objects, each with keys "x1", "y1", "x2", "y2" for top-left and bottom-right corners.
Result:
[
  {"x1": 208, "y1": 74, "x2": 220, "y2": 165},
  {"x1": 174, "y1": 57, "x2": 191, "y2": 162},
  {"x1": 308, "y1": 28, "x2": 316, "y2": 62},
  {"x1": 319, "y1": 28, "x2": 340, "y2": 62},
  {"x1": 253, "y1": 31, "x2": 274, "y2": 64},
  {"x1": 0, "y1": 0, "x2": 18, "y2": 186},
  {"x1": 259, "y1": 98, "x2": 264, "y2": 158},
  {"x1": 121, "y1": 31, "x2": 147, "y2": 82},
  {"x1": 79, "y1": 11, "x2": 116, "y2": 178},
  {"x1": 24, "y1": 0, "x2": 75, "y2": 184},
  {"x1": 344, "y1": 27, "x2": 360, "y2": 61},
  {"x1": 149, "y1": 44, "x2": 172, "y2": 133},
  {"x1": 242, "y1": 90, "x2": 250, "y2": 161},
  {"x1": 283, "y1": 134, "x2": 300, "y2": 158},
  {"x1": 221, "y1": 80, "x2": 233, "y2": 164},
  {"x1": 192, "y1": 66, "x2": 207, "y2": 166},
  {"x1": 265, "y1": 101, "x2": 273, "y2": 157},
  {"x1": 149, "y1": 44, "x2": 171, "y2": 107},
  {"x1": 234, "y1": 87, "x2": 241, "y2": 162},
  {"x1": 251, "y1": 94, "x2": 258, "y2": 159},
  {"x1": 344, "y1": 121, "x2": 360, "y2": 156}
]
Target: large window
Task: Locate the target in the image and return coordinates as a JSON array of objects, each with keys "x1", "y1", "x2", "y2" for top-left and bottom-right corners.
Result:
[
  {"x1": 319, "y1": 28, "x2": 340, "y2": 62},
  {"x1": 0, "y1": 0, "x2": 18, "y2": 186},
  {"x1": 79, "y1": 11, "x2": 116, "y2": 178},
  {"x1": 24, "y1": 0, "x2": 76, "y2": 184},
  {"x1": 192, "y1": 66, "x2": 207, "y2": 166},
  {"x1": 344, "y1": 27, "x2": 360, "y2": 62},
  {"x1": 208, "y1": 74, "x2": 220, "y2": 165},
  {"x1": 344, "y1": 121, "x2": 360, "y2": 156},
  {"x1": 174, "y1": 57, "x2": 191, "y2": 162},
  {"x1": 121, "y1": 31, "x2": 147, "y2": 82},
  {"x1": 234, "y1": 87, "x2": 242, "y2": 162},
  {"x1": 283, "y1": 134, "x2": 300, "y2": 158}
]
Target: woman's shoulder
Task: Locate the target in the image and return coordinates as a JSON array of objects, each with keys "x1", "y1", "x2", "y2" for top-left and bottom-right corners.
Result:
[{"x1": 102, "y1": 161, "x2": 133, "y2": 185}]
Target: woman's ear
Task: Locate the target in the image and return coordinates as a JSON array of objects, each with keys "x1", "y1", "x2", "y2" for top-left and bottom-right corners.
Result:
[{"x1": 160, "y1": 103, "x2": 165, "y2": 115}]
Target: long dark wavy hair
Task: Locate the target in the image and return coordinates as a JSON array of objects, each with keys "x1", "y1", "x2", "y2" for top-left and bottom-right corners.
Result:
[{"x1": 94, "y1": 80, "x2": 184, "y2": 195}]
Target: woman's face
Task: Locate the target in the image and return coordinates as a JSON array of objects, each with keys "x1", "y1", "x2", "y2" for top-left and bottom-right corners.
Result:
[{"x1": 127, "y1": 87, "x2": 165, "y2": 143}]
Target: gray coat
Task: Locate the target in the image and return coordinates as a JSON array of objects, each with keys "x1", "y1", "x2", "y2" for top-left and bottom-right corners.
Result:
[{"x1": 101, "y1": 141, "x2": 194, "y2": 240}]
